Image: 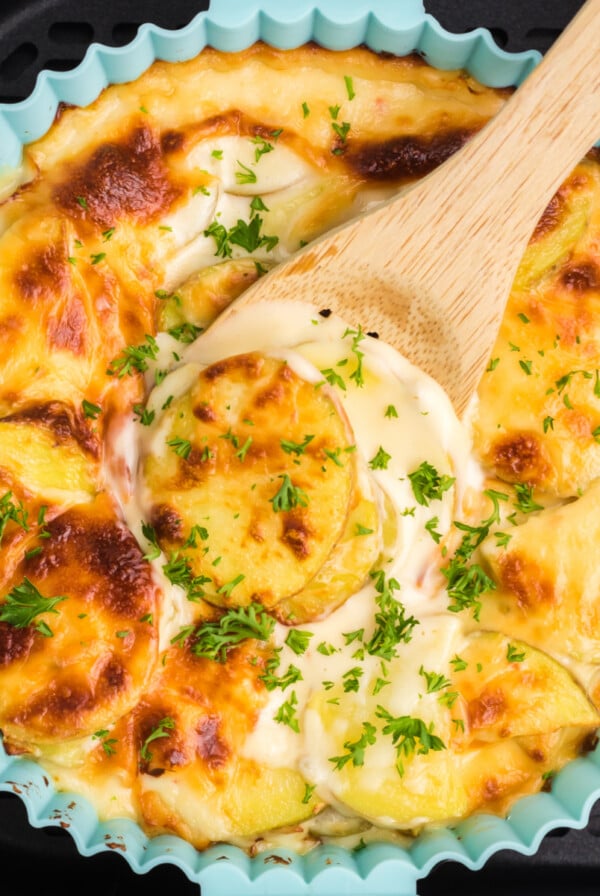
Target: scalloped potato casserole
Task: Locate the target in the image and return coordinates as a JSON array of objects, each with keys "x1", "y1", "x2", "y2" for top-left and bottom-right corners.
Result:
[{"x1": 0, "y1": 42, "x2": 599, "y2": 854}]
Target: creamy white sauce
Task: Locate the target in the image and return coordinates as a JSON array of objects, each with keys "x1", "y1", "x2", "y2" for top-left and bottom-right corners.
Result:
[
  {"x1": 118, "y1": 298, "x2": 474, "y2": 798},
  {"x1": 44, "y1": 139, "x2": 485, "y2": 835}
]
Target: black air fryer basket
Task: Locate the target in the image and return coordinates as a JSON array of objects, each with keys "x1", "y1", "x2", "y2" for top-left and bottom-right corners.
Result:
[{"x1": 0, "y1": 1, "x2": 595, "y2": 894}]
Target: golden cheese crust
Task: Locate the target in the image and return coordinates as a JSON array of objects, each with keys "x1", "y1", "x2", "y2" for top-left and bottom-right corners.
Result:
[
  {"x1": 0, "y1": 492, "x2": 160, "y2": 749},
  {"x1": 472, "y1": 152, "x2": 600, "y2": 497},
  {"x1": 142, "y1": 352, "x2": 369, "y2": 612},
  {"x1": 0, "y1": 40, "x2": 599, "y2": 857}
]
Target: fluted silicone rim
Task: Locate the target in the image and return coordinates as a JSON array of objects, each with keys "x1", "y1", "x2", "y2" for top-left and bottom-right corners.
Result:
[{"x1": 2, "y1": 3, "x2": 591, "y2": 895}]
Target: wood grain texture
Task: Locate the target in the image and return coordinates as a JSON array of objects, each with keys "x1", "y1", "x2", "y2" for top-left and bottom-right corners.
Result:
[{"x1": 210, "y1": 0, "x2": 600, "y2": 416}]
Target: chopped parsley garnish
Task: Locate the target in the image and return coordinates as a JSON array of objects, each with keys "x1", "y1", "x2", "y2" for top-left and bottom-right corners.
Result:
[
  {"x1": 375, "y1": 707, "x2": 446, "y2": 776},
  {"x1": 133, "y1": 404, "x2": 155, "y2": 426},
  {"x1": 425, "y1": 516, "x2": 442, "y2": 543},
  {"x1": 106, "y1": 334, "x2": 159, "y2": 378},
  {"x1": 251, "y1": 137, "x2": 274, "y2": 161},
  {"x1": 90, "y1": 252, "x2": 106, "y2": 265},
  {"x1": 163, "y1": 552, "x2": 211, "y2": 601},
  {"x1": 344, "y1": 75, "x2": 356, "y2": 100},
  {"x1": 93, "y1": 729, "x2": 118, "y2": 756},
  {"x1": 76, "y1": 195, "x2": 88, "y2": 209},
  {"x1": 365, "y1": 570, "x2": 418, "y2": 661},
  {"x1": 140, "y1": 716, "x2": 175, "y2": 762},
  {"x1": 260, "y1": 651, "x2": 303, "y2": 691},
  {"x1": 442, "y1": 488, "x2": 508, "y2": 620},
  {"x1": 167, "y1": 436, "x2": 192, "y2": 459},
  {"x1": 319, "y1": 367, "x2": 346, "y2": 391},
  {"x1": 0, "y1": 491, "x2": 29, "y2": 544},
  {"x1": 302, "y1": 782, "x2": 316, "y2": 804},
  {"x1": 507, "y1": 643, "x2": 526, "y2": 663},
  {"x1": 285, "y1": 628, "x2": 314, "y2": 655},
  {"x1": 384, "y1": 404, "x2": 398, "y2": 418},
  {"x1": 419, "y1": 666, "x2": 452, "y2": 693},
  {"x1": 235, "y1": 160, "x2": 257, "y2": 184},
  {"x1": 0, "y1": 577, "x2": 67, "y2": 637},
  {"x1": 543, "y1": 415, "x2": 555, "y2": 433},
  {"x1": 280, "y1": 434, "x2": 315, "y2": 456},
  {"x1": 189, "y1": 602, "x2": 275, "y2": 662},
  {"x1": 512, "y1": 482, "x2": 543, "y2": 514},
  {"x1": 343, "y1": 325, "x2": 366, "y2": 386},
  {"x1": 368, "y1": 446, "x2": 392, "y2": 470},
  {"x1": 408, "y1": 461, "x2": 455, "y2": 506},
  {"x1": 82, "y1": 399, "x2": 102, "y2": 420},
  {"x1": 302, "y1": 101, "x2": 310, "y2": 117},
  {"x1": 204, "y1": 215, "x2": 279, "y2": 258},
  {"x1": 329, "y1": 721, "x2": 377, "y2": 770},
  {"x1": 168, "y1": 323, "x2": 203, "y2": 344},
  {"x1": 355, "y1": 523, "x2": 374, "y2": 536},
  {"x1": 217, "y1": 573, "x2": 245, "y2": 598},
  {"x1": 269, "y1": 474, "x2": 309, "y2": 512},
  {"x1": 274, "y1": 690, "x2": 300, "y2": 732}
]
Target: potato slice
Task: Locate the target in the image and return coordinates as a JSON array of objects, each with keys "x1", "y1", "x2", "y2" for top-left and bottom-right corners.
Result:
[
  {"x1": 110, "y1": 638, "x2": 318, "y2": 847},
  {"x1": 479, "y1": 478, "x2": 600, "y2": 663},
  {"x1": 142, "y1": 352, "x2": 364, "y2": 611},
  {"x1": 455, "y1": 631, "x2": 600, "y2": 743},
  {"x1": 0, "y1": 492, "x2": 160, "y2": 750},
  {"x1": 303, "y1": 619, "x2": 598, "y2": 829},
  {"x1": 274, "y1": 464, "x2": 381, "y2": 624},
  {"x1": 157, "y1": 257, "x2": 273, "y2": 333}
]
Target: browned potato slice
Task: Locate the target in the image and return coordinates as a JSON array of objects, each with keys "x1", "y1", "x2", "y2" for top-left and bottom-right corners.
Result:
[
  {"x1": 142, "y1": 352, "x2": 362, "y2": 610},
  {"x1": 454, "y1": 631, "x2": 599, "y2": 743},
  {"x1": 472, "y1": 155, "x2": 600, "y2": 498},
  {"x1": 306, "y1": 621, "x2": 598, "y2": 828},
  {"x1": 157, "y1": 258, "x2": 273, "y2": 334},
  {"x1": 479, "y1": 478, "x2": 600, "y2": 663},
  {"x1": 96, "y1": 637, "x2": 318, "y2": 848},
  {"x1": 274, "y1": 466, "x2": 381, "y2": 624},
  {"x1": 0, "y1": 492, "x2": 160, "y2": 750}
]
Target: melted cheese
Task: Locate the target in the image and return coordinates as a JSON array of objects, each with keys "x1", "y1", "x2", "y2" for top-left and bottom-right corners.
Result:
[{"x1": 0, "y1": 42, "x2": 598, "y2": 858}]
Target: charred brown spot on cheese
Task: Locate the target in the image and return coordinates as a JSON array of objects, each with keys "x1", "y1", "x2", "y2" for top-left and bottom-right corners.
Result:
[
  {"x1": 47, "y1": 296, "x2": 88, "y2": 355},
  {"x1": 150, "y1": 503, "x2": 184, "y2": 543},
  {"x1": 161, "y1": 129, "x2": 186, "y2": 154},
  {"x1": 531, "y1": 188, "x2": 569, "y2": 242},
  {"x1": 0, "y1": 622, "x2": 36, "y2": 667},
  {"x1": 53, "y1": 125, "x2": 180, "y2": 229},
  {"x1": 0, "y1": 315, "x2": 23, "y2": 342},
  {"x1": 13, "y1": 680, "x2": 93, "y2": 729},
  {"x1": 193, "y1": 402, "x2": 218, "y2": 422},
  {"x1": 14, "y1": 243, "x2": 71, "y2": 305},
  {"x1": 281, "y1": 511, "x2": 313, "y2": 560},
  {"x1": 492, "y1": 432, "x2": 549, "y2": 485},
  {"x1": 196, "y1": 715, "x2": 229, "y2": 767},
  {"x1": 483, "y1": 777, "x2": 502, "y2": 800},
  {"x1": 53, "y1": 101, "x2": 76, "y2": 125},
  {"x1": 25, "y1": 504, "x2": 156, "y2": 620},
  {"x1": 2, "y1": 400, "x2": 100, "y2": 458},
  {"x1": 468, "y1": 689, "x2": 506, "y2": 730},
  {"x1": 98, "y1": 656, "x2": 129, "y2": 698},
  {"x1": 344, "y1": 128, "x2": 478, "y2": 183},
  {"x1": 203, "y1": 353, "x2": 264, "y2": 382},
  {"x1": 498, "y1": 553, "x2": 554, "y2": 610},
  {"x1": 560, "y1": 261, "x2": 600, "y2": 292}
]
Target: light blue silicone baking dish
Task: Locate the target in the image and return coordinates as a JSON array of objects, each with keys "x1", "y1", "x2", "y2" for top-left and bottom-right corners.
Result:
[{"x1": 1, "y1": 1, "x2": 599, "y2": 894}]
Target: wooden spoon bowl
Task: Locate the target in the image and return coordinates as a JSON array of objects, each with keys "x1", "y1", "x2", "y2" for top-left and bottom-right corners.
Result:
[{"x1": 207, "y1": 0, "x2": 600, "y2": 416}]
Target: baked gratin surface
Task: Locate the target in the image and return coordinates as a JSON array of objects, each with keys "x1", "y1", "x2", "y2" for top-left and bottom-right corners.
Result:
[{"x1": 0, "y1": 42, "x2": 599, "y2": 854}]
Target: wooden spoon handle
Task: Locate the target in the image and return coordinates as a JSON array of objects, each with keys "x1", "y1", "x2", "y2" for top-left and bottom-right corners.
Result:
[
  {"x1": 379, "y1": 0, "x2": 600, "y2": 273},
  {"x1": 211, "y1": 1, "x2": 599, "y2": 415}
]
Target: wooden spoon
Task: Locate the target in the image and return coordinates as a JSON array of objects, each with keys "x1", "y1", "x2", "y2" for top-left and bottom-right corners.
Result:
[{"x1": 209, "y1": 0, "x2": 600, "y2": 416}]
